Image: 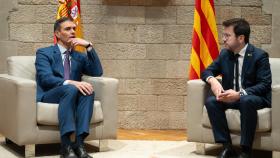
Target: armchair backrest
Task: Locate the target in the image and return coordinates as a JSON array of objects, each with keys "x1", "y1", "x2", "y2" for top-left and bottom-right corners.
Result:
[
  {"x1": 7, "y1": 56, "x2": 36, "y2": 80},
  {"x1": 270, "y1": 58, "x2": 280, "y2": 86},
  {"x1": 6, "y1": 56, "x2": 280, "y2": 85}
]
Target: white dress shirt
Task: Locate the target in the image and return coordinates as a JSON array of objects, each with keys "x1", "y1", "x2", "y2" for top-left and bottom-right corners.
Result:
[{"x1": 206, "y1": 44, "x2": 248, "y2": 94}]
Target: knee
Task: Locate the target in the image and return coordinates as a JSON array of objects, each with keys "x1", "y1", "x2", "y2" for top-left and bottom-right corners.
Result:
[
  {"x1": 85, "y1": 92, "x2": 95, "y2": 100},
  {"x1": 239, "y1": 96, "x2": 256, "y2": 111},
  {"x1": 205, "y1": 96, "x2": 217, "y2": 110},
  {"x1": 63, "y1": 85, "x2": 79, "y2": 96},
  {"x1": 80, "y1": 91, "x2": 95, "y2": 102}
]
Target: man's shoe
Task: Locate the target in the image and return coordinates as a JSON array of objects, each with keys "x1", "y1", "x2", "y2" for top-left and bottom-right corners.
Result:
[
  {"x1": 74, "y1": 145, "x2": 93, "y2": 158},
  {"x1": 217, "y1": 147, "x2": 238, "y2": 158},
  {"x1": 237, "y1": 152, "x2": 251, "y2": 158},
  {"x1": 60, "y1": 145, "x2": 78, "y2": 158}
]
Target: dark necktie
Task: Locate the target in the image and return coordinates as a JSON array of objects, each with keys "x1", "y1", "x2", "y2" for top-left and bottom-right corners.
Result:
[
  {"x1": 234, "y1": 54, "x2": 240, "y2": 91},
  {"x1": 64, "y1": 51, "x2": 70, "y2": 80}
]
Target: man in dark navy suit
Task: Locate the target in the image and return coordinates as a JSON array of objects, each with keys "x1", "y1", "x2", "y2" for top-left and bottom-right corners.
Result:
[
  {"x1": 202, "y1": 18, "x2": 271, "y2": 158},
  {"x1": 35, "y1": 17, "x2": 103, "y2": 158}
]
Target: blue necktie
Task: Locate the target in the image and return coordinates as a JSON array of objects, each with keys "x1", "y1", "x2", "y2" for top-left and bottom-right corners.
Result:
[{"x1": 64, "y1": 51, "x2": 70, "y2": 80}]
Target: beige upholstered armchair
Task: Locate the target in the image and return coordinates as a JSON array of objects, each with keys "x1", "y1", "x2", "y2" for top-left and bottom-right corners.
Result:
[
  {"x1": 187, "y1": 58, "x2": 280, "y2": 158},
  {"x1": 0, "y1": 56, "x2": 119, "y2": 157}
]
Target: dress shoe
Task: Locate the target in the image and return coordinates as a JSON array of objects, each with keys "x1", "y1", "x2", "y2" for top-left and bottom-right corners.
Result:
[
  {"x1": 237, "y1": 152, "x2": 251, "y2": 158},
  {"x1": 74, "y1": 145, "x2": 93, "y2": 158},
  {"x1": 217, "y1": 147, "x2": 238, "y2": 158},
  {"x1": 60, "y1": 145, "x2": 78, "y2": 158}
]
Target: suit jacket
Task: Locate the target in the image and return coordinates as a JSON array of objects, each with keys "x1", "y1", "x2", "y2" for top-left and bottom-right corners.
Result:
[
  {"x1": 201, "y1": 43, "x2": 272, "y2": 107},
  {"x1": 35, "y1": 44, "x2": 103, "y2": 102}
]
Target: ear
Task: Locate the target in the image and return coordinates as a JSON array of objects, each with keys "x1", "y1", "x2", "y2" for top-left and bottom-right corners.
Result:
[
  {"x1": 54, "y1": 30, "x2": 60, "y2": 40},
  {"x1": 238, "y1": 35, "x2": 245, "y2": 43}
]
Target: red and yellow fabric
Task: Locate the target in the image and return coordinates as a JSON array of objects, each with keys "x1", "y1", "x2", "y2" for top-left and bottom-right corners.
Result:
[
  {"x1": 55, "y1": 0, "x2": 85, "y2": 52},
  {"x1": 189, "y1": 0, "x2": 220, "y2": 80}
]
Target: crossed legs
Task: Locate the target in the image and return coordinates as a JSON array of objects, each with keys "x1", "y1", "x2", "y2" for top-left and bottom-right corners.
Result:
[{"x1": 41, "y1": 85, "x2": 94, "y2": 158}]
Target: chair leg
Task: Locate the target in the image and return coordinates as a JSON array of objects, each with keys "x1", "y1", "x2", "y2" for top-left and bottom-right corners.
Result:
[
  {"x1": 98, "y1": 139, "x2": 109, "y2": 152},
  {"x1": 273, "y1": 151, "x2": 280, "y2": 158},
  {"x1": 25, "y1": 144, "x2": 35, "y2": 158},
  {"x1": 196, "y1": 143, "x2": 206, "y2": 155}
]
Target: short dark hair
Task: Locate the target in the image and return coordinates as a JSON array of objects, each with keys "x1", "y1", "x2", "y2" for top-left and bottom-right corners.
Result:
[
  {"x1": 222, "y1": 18, "x2": 250, "y2": 44},
  {"x1": 54, "y1": 17, "x2": 73, "y2": 32}
]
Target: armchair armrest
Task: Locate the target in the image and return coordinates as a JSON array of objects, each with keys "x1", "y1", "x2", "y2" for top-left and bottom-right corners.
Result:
[
  {"x1": 0, "y1": 74, "x2": 37, "y2": 145},
  {"x1": 271, "y1": 84, "x2": 280, "y2": 149},
  {"x1": 186, "y1": 79, "x2": 210, "y2": 142},
  {"x1": 82, "y1": 76, "x2": 119, "y2": 139}
]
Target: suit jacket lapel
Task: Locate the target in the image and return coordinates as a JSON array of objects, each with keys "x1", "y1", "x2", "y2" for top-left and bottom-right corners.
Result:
[
  {"x1": 241, "y1": 44, "x2": 254, "y2": 85},
  {"x1": 53, "y1": 45, "x2": 64, "y2": 77}
]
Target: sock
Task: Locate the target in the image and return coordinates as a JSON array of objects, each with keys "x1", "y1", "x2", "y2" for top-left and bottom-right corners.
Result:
[
  {"x1": 75, "y1": 133, "x2": 88, "y2": 146},
  {"x1": 76, "y1": 135, "x2": 85, "y2": 146},
  {"x1": 61, "y1": 132, "x2": 72, "y2": 147}
]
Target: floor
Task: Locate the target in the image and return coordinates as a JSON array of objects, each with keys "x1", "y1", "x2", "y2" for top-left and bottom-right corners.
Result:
[
  {"x1": 0, "y1": 129, "x2": 187, "y2": 142},
  {"x1": 117, "y1": 129, "x2": 187, "y2": 141},
  {"x1": 0, "y1": 130, "x2": 196, "y2": 158},
  {"x1": 0, "y1": 130, "x2": 273, "y2": 158},
  {"x1": 116, "y1": 129, "x2": 273, "y2": 158}
]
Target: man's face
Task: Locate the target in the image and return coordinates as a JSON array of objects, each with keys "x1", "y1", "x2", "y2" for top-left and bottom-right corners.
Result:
[
  {"x1": 55, "y1": 20, "x2": 76, "y2": 45},
  {"x1": 222, "y1": 26, "x2": 244, "y2": 53}
]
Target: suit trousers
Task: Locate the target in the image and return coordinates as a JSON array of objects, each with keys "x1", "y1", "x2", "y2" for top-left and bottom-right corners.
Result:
[
  {"x1": 41, "y1": 84, "x2": 94, "y2": 136},
  {"x1": 205, "y1": 95, "x2": 265, "y2": 147}
]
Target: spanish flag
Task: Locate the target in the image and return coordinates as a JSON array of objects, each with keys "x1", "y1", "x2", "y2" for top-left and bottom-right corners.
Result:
[
  {"x1": 55, "y1": 0, "x2": 85, "y2": 52},
  {"x1": 189, "y1": 0, "x2": 220, "y2": 80}
]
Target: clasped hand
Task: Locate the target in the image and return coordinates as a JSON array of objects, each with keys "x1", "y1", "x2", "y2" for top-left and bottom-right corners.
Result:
[
  {"x1": 67, "y1": 80, "x2": 93, "y2": 96},
  {"x1": 208, "y1": 77, "x2": 240, "y2": 103},
  {"x1": 217, "y1": 89, "x2": 240, "y2": 103}
]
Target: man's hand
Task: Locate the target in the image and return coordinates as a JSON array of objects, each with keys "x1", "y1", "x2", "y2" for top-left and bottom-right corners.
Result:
[
  {"x1": 217, "y1": 89, "x2": 240, "y2": 103},
  {"x1": 68, "y1": 38, "x2": 91, "y2": 48},
  {"x1": 67, "y1": 80, "x2": 93, "y2": 95},
  {"x1": 208, "y1": 77, "x2": 224, "y2": 99}
]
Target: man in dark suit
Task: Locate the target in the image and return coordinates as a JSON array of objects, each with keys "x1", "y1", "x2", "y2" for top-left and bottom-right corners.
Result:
[
  {"x1": 35, "y1": 17, "x2": 103, "y2": 158},
  {"x1": 202, "y1": 18, "x2": 271, "y2": 158}
]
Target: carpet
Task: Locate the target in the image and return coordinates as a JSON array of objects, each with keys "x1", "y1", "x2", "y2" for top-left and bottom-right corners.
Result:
[{"x1": 0, "y1": 137, "x2": 272, "y2": 158}]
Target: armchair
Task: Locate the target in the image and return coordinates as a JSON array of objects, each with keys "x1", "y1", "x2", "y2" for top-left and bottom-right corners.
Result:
[
  {"x1": 0, "y1": 56, "x2": 119, "y2": 157},
  {"x1": 187, "y1": 58, "x2": 280, "y2": 158}
]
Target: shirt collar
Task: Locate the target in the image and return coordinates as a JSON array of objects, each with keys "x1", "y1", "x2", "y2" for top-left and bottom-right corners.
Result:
[
  {"x1": 238, "y1": 43, "x2": 248, "y2": 57},
  {"x1": 57, "y1": 44, "x2": 71, "y2": 54}
]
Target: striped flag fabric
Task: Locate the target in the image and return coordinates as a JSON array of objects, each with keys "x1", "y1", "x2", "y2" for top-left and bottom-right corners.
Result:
[
  {"x1": 55, "y1": 0, "x2": 85, "y2": 52},
  {"x1": 189, "y1": 0, "x2": 220, "y2": 80}
]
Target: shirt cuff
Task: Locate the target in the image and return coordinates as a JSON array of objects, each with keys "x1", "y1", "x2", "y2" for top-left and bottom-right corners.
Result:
[
  {"x1": 206, "y1": 76, "x2": 214, "y2": 82},
  {"x1": 63, "y1": 80, "x2": 69, "y2": 85},
  {"x1": 241, "y1": 89, "x2": 248, "y2": 95},
  {"x1": 86, "y1": 42, "x2": 93, "y2": 52},
  {"x1": 86, "y1": 46, "x2": 93, "y2": 52}
]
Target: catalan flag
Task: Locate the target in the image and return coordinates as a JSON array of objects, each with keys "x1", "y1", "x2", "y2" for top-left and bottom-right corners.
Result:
[
  {"x1": 55, "y1": 0, "x2": 85, "y2": 52},
  {"x1": 189, "y1": 0, "x2": 220, "y2": 79}
]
